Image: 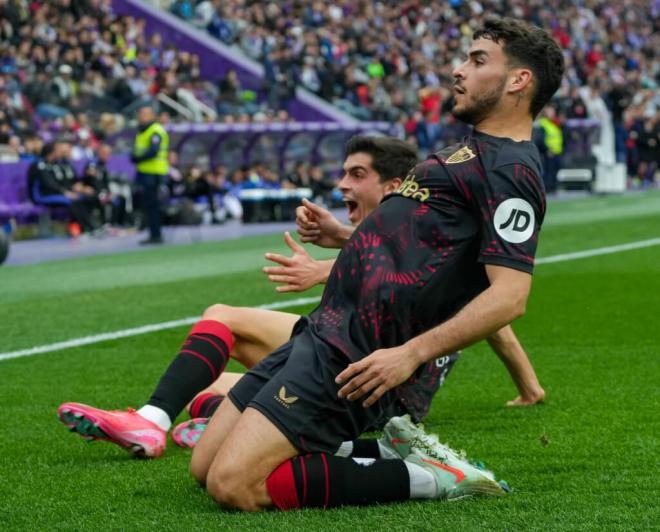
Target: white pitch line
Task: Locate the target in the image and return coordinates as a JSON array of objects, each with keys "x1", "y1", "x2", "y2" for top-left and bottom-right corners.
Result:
[
  {"x1": 0, "y1": 296, "x2": 322, "y2": 363},
  {"x1": 2, "y1": 238, "x2": 659, "y2": 363},
  {"x1": 535, "y1": 237, "x2": 660, "y2": 265}
]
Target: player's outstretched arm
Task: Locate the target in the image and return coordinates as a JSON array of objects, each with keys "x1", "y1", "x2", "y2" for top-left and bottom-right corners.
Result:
[
  {"x1": 263, "y1": 231, "x2": 335, "y2": 292},
  {"x1": 487, "y1": 325, "x2": 545, "y2": 406},
  {"x1": 296, "y1": 198, "x2": 354, "y2": 248},
  {"x1": 336, "y1": 264, "x2": 532, "y2": 407}
]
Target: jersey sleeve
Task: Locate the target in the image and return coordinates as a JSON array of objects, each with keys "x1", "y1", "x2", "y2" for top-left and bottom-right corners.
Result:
[{"x1": 475, "y1": 163, "x2": 546, "y2": 273}]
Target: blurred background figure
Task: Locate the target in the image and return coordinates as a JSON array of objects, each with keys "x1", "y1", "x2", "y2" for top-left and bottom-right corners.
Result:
[
  {"x1": 27, "y1": 142, "x2": 98, "y2": 235},
  {"x1": 535, "y1": 105, "x2": 564, "y2": 194},
  {"x1": 131, "y1": 106, "x2": 169, "y2": 245},
  {"x1": 82, "y1": 143, "x2": 132, "y2": 228}
]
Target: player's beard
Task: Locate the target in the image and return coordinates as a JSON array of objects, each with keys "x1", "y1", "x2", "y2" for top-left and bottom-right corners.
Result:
[{"x1": 452, "y1": 74, "x2": 507, "y2": 125}]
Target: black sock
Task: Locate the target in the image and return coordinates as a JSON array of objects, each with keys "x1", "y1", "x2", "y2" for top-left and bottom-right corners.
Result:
[
  {"x1": 266, "y1": 454, "x2": 410, "y2": 509},
  {"x1": 351, "y1": 438, "x2": 382, "y2": 458},
  {"x1": 189, "y1": 393, "x2": 224, "y2": 418},
  {"x1": 147, "y1": 320, "x2": 233, "y2": 422}
]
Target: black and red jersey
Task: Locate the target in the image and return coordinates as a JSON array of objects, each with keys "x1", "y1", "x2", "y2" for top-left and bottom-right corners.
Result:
[{"x1": 309, "y1": 130, "x2": 545, "y2": 361}]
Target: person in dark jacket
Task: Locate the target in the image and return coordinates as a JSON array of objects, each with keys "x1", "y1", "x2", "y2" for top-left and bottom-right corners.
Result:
[{"x1": 27, "y1": 142, "x2": 96, "y2": 234}]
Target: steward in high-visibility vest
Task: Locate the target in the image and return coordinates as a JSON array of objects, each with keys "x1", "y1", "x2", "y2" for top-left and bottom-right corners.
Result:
[
  {"x1": 536, "y1": 110, "x2": 563, "y2": 193},
  {"x1": 132, "y1": 122, "x2": 170, "y2": 175},
  {"x1": 538, "y1": 117, "x2": 563, "y2": 155},
  {"x1": 131, "y1": 106, "x2": 169, "y2": 244}
]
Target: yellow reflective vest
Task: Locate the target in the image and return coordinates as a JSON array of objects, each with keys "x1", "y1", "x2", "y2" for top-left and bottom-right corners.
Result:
[
  {"x1": 133, "y1": 122, "x2": 169, "y2": 175},
  {"x1": 538, "y1": 118, "x2": 563, "y2": 155}
]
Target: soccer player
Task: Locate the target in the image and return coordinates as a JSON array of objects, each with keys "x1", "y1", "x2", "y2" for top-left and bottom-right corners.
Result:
[
  {"x1": 57, "y1": 135, "x2": 544, "y2": 458},
  {"x1": 188, "y1": 17, "x2": 564, "y2": 511}
]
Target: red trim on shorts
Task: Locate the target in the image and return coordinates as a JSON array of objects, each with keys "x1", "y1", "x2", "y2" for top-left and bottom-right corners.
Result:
[
  {"x1": 190, "y1": 320, "x2": 234, "y2": 351},
  {"x1": 266, "y1": 460, "x2": 300, "y2": 511}
]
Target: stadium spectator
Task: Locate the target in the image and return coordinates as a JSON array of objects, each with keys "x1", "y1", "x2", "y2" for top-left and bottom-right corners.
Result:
[
  {"x1": 82, "y1": 143, "x2": 131, "y2": 227},
  {"x1": 19, "y1": 133, "x2": 43, "y2": 161},
  {"x1": 309, "y1": 164, "x2": 336, "y2": 206},
  {"x1": 190, "y1": 167, "x2": 228, "y2": 224},
  {"x1": 634, "y1": 115, "x2": 659, "y2": 187},
  {"x1": 282, "y1": 161, "x2": 311, "y2": 190},
  {"x1": 166, "y1": 151, "x2": 187, "y2": 200},
  {"x1": 216, "y1": 68, "x2": 242, "y2": 115},
  {"x1": 254, "y1": 162, "x2": 281, "y2": 190},
  {"x1": 27, "y1": 142, "x2": 98, "y2": 234},
  {"x1": 214, "y1": 164, "x2": 243, "y2": 219}
]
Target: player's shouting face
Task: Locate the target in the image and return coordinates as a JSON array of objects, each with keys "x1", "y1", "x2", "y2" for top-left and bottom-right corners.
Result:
[
  {"x1": 338, "y1": 152, "x2": 400, "y2": 226},
  {"x1": 452, "y1": 37, "x2": 510, "y2": 125}
]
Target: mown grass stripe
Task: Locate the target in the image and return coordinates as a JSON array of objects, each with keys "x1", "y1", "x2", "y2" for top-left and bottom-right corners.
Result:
[
  {"x1": 2, "y1": 238, "x2": 659, "y2": 362},
  {"x1": 0, "y1": 296, "x2": 321, "y2": 362}
]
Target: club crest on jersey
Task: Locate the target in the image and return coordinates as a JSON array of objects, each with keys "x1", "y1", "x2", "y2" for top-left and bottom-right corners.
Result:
[
  {"x1": 395, "y1": 173, "x2": 430, "y2": 202},
  {"x1": 445, "y1": 146, "x2": 476, "y2": 164},
  {"x1": 274, "y1": 386, "x2": 298, "y2": 408},
  {"x1": 493, "y1": 198, "x2": 535, "y2": 243}
]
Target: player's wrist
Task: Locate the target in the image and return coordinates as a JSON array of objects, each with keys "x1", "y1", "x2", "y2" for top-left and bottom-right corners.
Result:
[
  {"x1": 404, "y1": 338, "x2": 429, "y2": 366},
  {"x1": 338, "y1": 224, "x2": 354, "y2": 245}
]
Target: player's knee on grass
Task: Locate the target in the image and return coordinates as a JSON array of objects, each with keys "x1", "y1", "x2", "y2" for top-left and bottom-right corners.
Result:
[
  {"x1": 205, "y1": 462, "x2": 264, "y2": 512},
  {"x1": 190, "y1": 445, "x2": 214, "y2": 486}
]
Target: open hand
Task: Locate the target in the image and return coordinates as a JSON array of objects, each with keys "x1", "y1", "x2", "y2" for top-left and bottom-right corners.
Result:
[{"x1": 263, "y1": 232, "x2": 324, "y2": 292}]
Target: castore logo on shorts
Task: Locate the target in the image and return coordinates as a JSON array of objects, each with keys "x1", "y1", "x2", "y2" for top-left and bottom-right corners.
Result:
[{"x1": 274, "y1": 386, "x2": 298, "y2": 408}]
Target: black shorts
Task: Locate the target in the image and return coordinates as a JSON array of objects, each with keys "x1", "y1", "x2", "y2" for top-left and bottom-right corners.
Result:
[
  {"x1": 396, "y1": 351, "x2": 460, "y2": 422},
  {"x1": 228, "y1": 321, "x2": 401, "y2": 454}
]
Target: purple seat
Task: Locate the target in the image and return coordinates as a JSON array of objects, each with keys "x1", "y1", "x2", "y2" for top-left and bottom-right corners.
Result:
[{"x1": 0, "y1": 166, "x2": 50, "y2": 224}]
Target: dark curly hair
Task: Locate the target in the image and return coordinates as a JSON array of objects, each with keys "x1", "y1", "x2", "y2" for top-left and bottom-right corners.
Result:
[
  {"x1": 345, "y1": 136, "x2": 418, "y2": 183},
  {"x1": 474, "y1": 17, "x2": 565, "y2": 118}
]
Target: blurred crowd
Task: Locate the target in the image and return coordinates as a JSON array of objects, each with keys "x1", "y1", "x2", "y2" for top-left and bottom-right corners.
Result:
[
  {"x1": 0, "y1": 0, "x2": 658, "y2": 192},
  {"x1": 167, "y1": 154, "x2": 337, "y2": 224},
  {"x1": 25, "y1": 132, "x2": 337, "y2": 235},
  {"x1": 0, "y1": 0, "x2": 294, "y2": 163},
  {"x1": 166, "y1": 0, "x2": 659, "y2": 182}
]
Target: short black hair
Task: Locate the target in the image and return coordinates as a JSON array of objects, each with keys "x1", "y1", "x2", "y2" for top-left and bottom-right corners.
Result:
[
  {"x1": 345, "y1": 136, "x2": 418, "y2": 183},
  {"x1": 41, "y1": 142, "x2": 56, "y2": 158},
  {"x1": 473, "y1": 17, "x2": 565, "y2": 118}
]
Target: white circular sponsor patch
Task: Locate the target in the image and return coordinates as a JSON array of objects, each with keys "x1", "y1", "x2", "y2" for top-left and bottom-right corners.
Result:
[{"x1": 493, "y1": 198, "x2": 535, "y2": 243}]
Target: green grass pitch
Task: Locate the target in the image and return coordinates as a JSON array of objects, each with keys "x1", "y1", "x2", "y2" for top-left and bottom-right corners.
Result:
[{"x1": 1, "y1": 191, "x2": 659, "y2": 530}]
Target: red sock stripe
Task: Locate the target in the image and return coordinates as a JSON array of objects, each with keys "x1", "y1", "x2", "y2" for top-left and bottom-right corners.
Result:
[
  {"x1": 180, "y1": 349, "x2": 217, "y2": 380},
  {"x1": 189, "y1": 392, "x2": 216, "y2": 419},
  {"x1": 300, "y1": 455, "x2": 308, "y2": 505},
  {"x1": 190, "y1": 334, "x2": 229, "y2": 365},
  {"x1": 266, "y1": 460, "x2": 300, "y2": 511},
  {"x1": 201, "y1": 395, "x2": 224, "y2": 417},
  {"x1": 320, "y1": 453, "x2": 330, "y2": 509},
  {"x1": 190, "y1": 320, "x2": 234, "y2": 351}
]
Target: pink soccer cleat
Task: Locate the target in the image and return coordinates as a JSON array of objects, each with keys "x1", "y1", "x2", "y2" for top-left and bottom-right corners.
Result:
[
  {"x1": 57, "y1": 402, "x2": 166, "y2": 458},
  {"x1": 172, "y1": 418, "x2": 209, "y2": 449}
]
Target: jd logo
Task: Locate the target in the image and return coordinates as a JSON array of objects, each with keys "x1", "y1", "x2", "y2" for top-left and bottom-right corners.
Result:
[
  {"x1": 274, "y1": 386, "x2": 298, "y2": 408},
  {"x1": 493, "y1": 198, "x2": 535, "y2": 243},
  {"x1": 499, "y1": 209, "x2": 530, "y2": 232}
]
